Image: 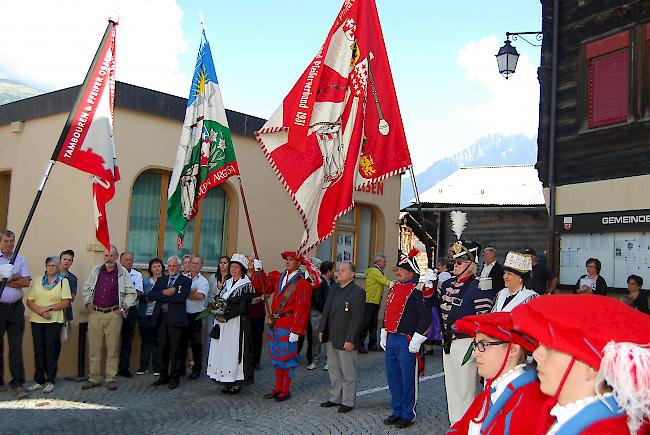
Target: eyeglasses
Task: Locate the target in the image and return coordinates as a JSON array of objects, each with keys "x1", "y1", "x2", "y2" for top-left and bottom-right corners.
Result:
[
  {"x1": 472, "y1": 340, "x2": 505, "y2": 352},
  {"x1": 454, "y1": 259, "x2": 470, "y2": 266}
]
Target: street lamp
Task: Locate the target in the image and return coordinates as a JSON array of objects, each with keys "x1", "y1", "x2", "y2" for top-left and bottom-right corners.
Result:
[{"x1": 496, "y1": 32, "x2": 542, "y2": 79}]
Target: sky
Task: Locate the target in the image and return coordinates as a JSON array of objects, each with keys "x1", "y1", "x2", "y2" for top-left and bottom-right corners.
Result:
[{"x1": 0, "y1": 0, "x2": 542, "y2": 174}]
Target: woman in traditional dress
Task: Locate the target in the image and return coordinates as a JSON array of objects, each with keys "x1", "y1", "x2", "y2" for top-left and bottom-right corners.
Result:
[
  {"x1": 206, "y1": 253, "x2": 254, "y2": 393},
  {"x1": 492, "y1": 251, "x2": 538, "y2": 312},
  {"x1": 512, "y1": 295, "x2": 650, "y2": 434}
]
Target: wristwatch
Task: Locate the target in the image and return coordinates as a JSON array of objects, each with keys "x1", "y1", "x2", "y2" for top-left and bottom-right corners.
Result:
[{"x1": 47, "y1": 305, "x2": 53, "y2": 312}]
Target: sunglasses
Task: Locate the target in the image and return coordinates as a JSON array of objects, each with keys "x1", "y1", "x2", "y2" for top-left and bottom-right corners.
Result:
[{"x1": 454, "y1": 259, "x2": 470, "y2": 265}]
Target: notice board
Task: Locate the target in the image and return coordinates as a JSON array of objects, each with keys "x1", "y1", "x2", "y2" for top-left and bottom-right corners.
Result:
[{"x1": 559, "y1": 232, "x2": 650, "y2": 289}]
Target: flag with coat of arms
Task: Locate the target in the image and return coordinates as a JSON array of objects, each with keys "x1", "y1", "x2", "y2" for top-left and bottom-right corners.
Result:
[
  {"x1": 256, "y1": 0, "x2": 412, "y2": 255},
  {"x1": 167, "y1": 30, "x2": 239, "y2": 247}
]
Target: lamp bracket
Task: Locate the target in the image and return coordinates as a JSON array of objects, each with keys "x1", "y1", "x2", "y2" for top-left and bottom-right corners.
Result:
[{"x1": 506, "y1": 31, "x2": 543, "y2": 47}]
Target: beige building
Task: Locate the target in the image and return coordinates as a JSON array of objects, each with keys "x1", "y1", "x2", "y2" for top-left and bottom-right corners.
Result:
[{"x1": 0, "y1": 82, "x2": 401, "y2": 376}]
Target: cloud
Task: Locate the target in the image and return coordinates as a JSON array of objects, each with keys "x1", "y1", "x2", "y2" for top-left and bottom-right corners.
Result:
[
  {"x1": 0, "y1": 0, "x2": 189, "y2": 96},
  {"x1": 454, "y1": 36, "x2": 539, "y2": 140}
]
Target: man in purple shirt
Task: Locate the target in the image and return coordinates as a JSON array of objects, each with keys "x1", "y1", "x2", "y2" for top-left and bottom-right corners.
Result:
[
  {"x1": 80, "y1": 245, "x2": 137, "y2": 391},
  {"x1": 0, "y1": 229, "x2": 32, "y2": 399}
]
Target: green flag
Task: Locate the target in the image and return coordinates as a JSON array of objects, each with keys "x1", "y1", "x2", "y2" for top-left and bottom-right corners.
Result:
[{"x1": 167, "y1": 31, "x2": 239, "y2": 247}]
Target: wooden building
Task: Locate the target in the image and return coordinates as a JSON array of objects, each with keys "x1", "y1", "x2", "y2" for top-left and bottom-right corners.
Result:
[
  {"x1": 538, "y1": 0, "x2": 650, "y2": 290},
  {"x1": 402, "y1": 165, "x2": 548, "y2": 266}
]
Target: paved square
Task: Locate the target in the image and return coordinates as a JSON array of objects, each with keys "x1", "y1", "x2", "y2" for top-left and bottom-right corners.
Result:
[{"x1": 0, "y1": 349, "x2": 451, "y2": 434}]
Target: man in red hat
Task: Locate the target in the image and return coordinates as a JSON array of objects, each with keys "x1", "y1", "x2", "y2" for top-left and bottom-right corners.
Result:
[
  {"x1": 448, "y1": 312, "x2": 554, "y2": 434},
  {"x1": 512, "y1": 294, "x2": 650, "y2": 434},
  {"x1": 380, "y1": 247, "x2": 434, "y2": 429},
  {"x1": 263, "y1": 251, "x2": 319, "y2": 402}
]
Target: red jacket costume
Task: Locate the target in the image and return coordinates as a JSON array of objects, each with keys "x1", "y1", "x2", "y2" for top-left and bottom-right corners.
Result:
[
  {"x1": 268, "y1": 270, "x2": 312, "y2": 335},
  {"x1": 449, "y1": 374, "x2": 554, "y2": 435}
]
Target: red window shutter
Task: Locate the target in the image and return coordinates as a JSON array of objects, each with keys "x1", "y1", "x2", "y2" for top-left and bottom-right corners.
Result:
[{"x1": 588, "y1": 49, "x2": 628, "y2": 128}]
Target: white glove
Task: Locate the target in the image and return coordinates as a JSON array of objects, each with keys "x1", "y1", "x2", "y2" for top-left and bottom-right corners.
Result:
[
  {"x1": 254, "y1": 259, "x2": 263, "y2": 271},
  {"x1": 425, "y1": 269, "x2": 437, "y2": 286},
  {"x1": 408, "y1": 332, "x2": 427, "y2": 354},
  {"x1": 289, "y1": 332, "x2": 300, "y2": 343},
  {"x1": 0, "y1": 264, "x2": 13, "y2": 279},
  {"x1": 380, "y1": 328, "x2": 387, "y2": 350}
]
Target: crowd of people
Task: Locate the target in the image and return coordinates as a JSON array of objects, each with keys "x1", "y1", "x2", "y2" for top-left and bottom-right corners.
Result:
[{"x1": 0, "y1": 227, "x2": 649, "y2": 433}]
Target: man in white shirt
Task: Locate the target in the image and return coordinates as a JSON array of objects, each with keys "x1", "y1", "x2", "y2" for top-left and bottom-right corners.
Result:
[
  {"x1": 185, "y1": 255, "x2": 209, "y2": 380},
  {"x1": 480, "y1": 247, "x2": 504, "y2": 291},
  {"x1": 118, "y1": 251, "x2": 143, "y2": 377}
]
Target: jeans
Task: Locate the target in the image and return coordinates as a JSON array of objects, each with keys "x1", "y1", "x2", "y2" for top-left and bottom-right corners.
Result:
[
  {"x1": 138, "y1": 315, "x2": 159, "y2": 372},
  {"x1": 31, "y1": 322, "x2": 63, "y2": 384},
  {"x1": 0, "y1": 302, "x2": 26, "y2": 388}
]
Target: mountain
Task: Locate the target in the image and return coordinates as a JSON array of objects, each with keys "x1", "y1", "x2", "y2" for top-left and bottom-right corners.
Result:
[
  {"x1": 0, "y1": 79, "x2": 41, "y2": 105},
  {"x1": 401, "y1": 134, "x2": 537, "y2": 207}
]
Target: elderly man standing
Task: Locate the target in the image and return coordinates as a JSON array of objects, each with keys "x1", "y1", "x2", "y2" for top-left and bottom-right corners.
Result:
[
  {"x1": 184, "y1": 255, "x2": 209, "y2": 380},
  {"x1": 117, "y1": 251, "x2": 143, "y2": 378},
  {"x1": 318, "y1": 262, "x2": 365, "y2": 413},
  {"x1": 359, "y1": 253, "x2": 392, "y2": 353},
  {"x1": 0, "y1": 230, "x2": 32, "y2": 399},
  {"x1": 81, "y1": 245, "x2": 137, "y2": 391},
  {"x1": 149, "y1": 256, "x2": 192, "y2": 390},
  {"x1": 480, "y1": 247, "x2": 504, "y2": 293}
]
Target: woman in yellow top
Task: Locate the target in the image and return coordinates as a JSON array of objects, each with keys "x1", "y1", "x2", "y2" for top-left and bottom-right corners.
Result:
[{"x1": 25, "y1": 256, "x2": 72, "y2": 393}]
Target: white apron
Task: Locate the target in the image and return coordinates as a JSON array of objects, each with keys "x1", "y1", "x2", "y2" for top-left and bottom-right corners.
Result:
[{"x1": 206, "y1": 275, "x2": 251, "y2": 383}]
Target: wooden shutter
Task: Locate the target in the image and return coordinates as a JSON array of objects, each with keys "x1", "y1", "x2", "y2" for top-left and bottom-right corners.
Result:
[{"x1": 586, "y1": 31, "x2": 629, "y2": 128}]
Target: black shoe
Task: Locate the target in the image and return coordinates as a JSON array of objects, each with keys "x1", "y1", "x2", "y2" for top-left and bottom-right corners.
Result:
[
  {"x1": 274, "y1": 392, "x2": 291, "y2": 402},
  {"x1": 263, "y1": 390, "x2": 280, "y2": 399},
  {"x1": 229, "y1": 386, "x2": 241, "y2": 394},
  {"x1": 168, "y1": 380, "x2": 179, "y2": 390},
  {"x1": 254, "y1": 364, "x2": 262, "y2": 371},
  {"x1": 338, "y1": 405, "x2": 354, "y2": 413},
  {"x1": 221, "y1": 386, "x2": 232, "y2": 394},
  {"x1": 187, "y1": 372, "x2": 200, "y2": 380},
  {"x1": 320, "y1": 400, "x2": 341, "y2": 408},
  {"x1": 117, "y1": 370, "x2": 133, "y2": 378},
  {"x1": 383, "y1": 415, "x2": 401, "y2": 425},
  {"x1": 396, "y1": 419, "x2": 413, "y2": 429},
  {"x1": 358, "y1": 347, "x2": 369, "y2": 354},
  {"x1": 151, "y1": 378, "x2": 169, "y2": 387}
]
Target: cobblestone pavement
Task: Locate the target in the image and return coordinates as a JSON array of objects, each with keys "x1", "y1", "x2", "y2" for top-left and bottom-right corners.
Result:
[{"x1": 0, "y1": 348, "x2": 450, "y2": 435}]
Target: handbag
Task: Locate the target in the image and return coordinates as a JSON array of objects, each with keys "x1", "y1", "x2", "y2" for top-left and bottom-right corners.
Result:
[
  {"x1": 210, "y1": 323, "x2": 220, "y2": 339},
  {"x1": 61, "y1": 320, "x2": 72, "y2": 342}
]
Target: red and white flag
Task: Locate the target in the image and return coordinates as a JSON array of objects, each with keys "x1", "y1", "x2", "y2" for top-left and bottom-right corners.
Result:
[
  {"x1": 256, "y1": 0, "x2": 412, "y2": 254},
  {"x1": 55, "y1": 20, "x2": 119, "y2": 250}
]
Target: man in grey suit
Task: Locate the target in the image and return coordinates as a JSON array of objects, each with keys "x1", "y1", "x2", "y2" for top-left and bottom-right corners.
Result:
[{"x1": 318, "y1": 262, "x2": 365, "y2": 413}]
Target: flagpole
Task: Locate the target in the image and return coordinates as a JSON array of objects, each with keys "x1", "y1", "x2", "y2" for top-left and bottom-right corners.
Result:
[
  {"x1": 236, "y1": 176, "x2": 272, "y2": 322},
  {"x1": 409, "y1": 167, "x2": 435, "y2": 269},
  {"x1": 0, "y1": 19, "x2": 117, "y2": 298}
]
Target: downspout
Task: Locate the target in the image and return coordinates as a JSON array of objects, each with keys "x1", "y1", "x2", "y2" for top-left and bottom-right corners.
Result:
[{"x1": 548, "y1": 0, "x2": 559, "y2": 273}]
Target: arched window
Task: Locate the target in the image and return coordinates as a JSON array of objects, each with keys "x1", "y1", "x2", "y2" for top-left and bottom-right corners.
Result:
[
  {"x1": 127, "y1": 169, "x2": 228, "y2": 267},
  {"x1": 316, "y1": 203, "x2": 381, "y2": 272}
]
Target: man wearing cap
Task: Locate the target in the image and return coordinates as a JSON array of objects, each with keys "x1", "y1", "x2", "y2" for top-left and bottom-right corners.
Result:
[
  {"x1": 492, "y1": 251, "x2": 538, "y2": 312},
  {"x1": 512, "y1": 295, "x2": 650, "y2": 434},
  {"x1": 448, "y1": 312, "x2": 554, "y2": 434},
  {"x1": 440, "y1": 239, "x2": 498, "y2": 425},
  {"x1": 380, "y1": 248, "x2": 433, "y2": 429},
  {"x1": 263, "y1": 251, "x2": 318, "y2": 402}
]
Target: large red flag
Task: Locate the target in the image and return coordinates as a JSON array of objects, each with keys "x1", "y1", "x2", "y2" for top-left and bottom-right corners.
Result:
[
  {"x1": 55, "y1": 20, "x2": 119, "y2": 250},
  {"x1": 256, "y1": 0, "x2": 412, "y2": 254}
]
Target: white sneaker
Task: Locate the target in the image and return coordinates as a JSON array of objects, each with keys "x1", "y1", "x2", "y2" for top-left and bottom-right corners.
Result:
[
  {"x1": 43, "y1": 382, "x2": 55, "y2": 394},
  {"x1": 307, "y1": 362, "x2": 318, "y2": 370},
  {"x1": 323, "y1": 364, "x2": 328, "y2": 371},
  {"x1": 27, "y1": 383, "x2": 44, "y2": 391}
]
